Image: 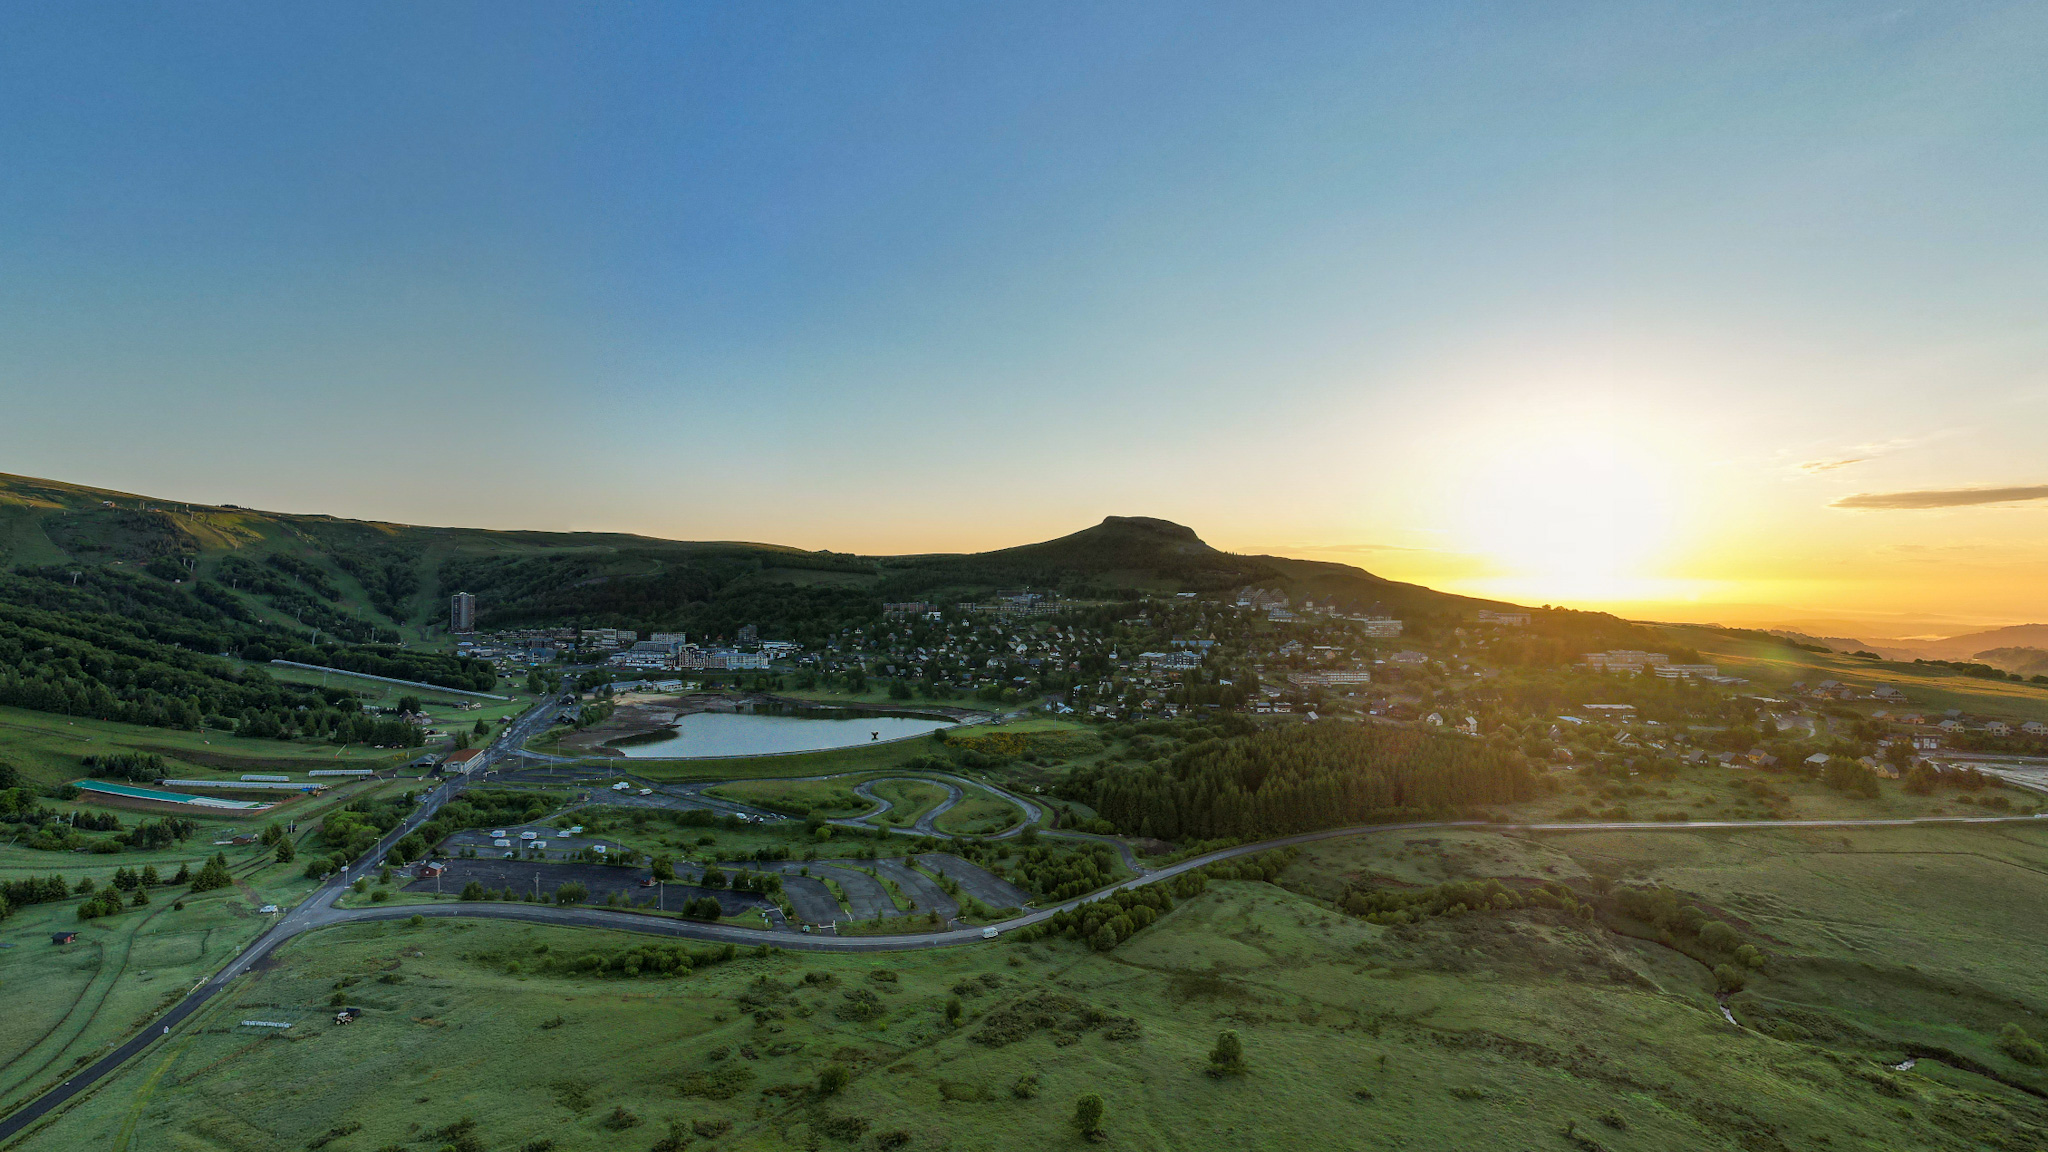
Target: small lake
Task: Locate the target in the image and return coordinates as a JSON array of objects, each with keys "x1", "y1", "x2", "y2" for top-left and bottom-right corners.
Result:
[{"x1": 607, "y1": 708, "x2": 958, "y2": 759}]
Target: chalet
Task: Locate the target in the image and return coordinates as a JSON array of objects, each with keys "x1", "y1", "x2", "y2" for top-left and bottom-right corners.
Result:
[
  {"x1": 51, "y1": 931, "x2": 77, "y2": 945},
  {"x1": 1984, "y1": 720, "x2": 2012, "y2": 736},
  {"x1": 2024, "y1": 721, "x2": 2048, "y2": 736}
]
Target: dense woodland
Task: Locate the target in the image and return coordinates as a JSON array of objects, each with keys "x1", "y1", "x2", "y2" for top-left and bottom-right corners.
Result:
[
  {"x1": 0, "y1": 567, "x2": 467, "y2": 740},
  {"x1": 1063, "y1": 724, "x2": 1539, "y2": 840}
]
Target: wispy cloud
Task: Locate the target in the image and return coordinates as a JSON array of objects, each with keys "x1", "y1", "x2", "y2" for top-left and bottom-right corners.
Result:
[
  {"x1": 1800, "y1": 457, "x2": 1870, "y2": 473},
  {"x1": 1833, "y1": 484, "x2": 2048, "y2": 510}
]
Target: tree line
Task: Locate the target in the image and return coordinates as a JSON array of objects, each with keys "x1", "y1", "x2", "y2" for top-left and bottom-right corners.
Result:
[{"x1": 1061, "y1": 723, "x2": 1539, "y2": 841}]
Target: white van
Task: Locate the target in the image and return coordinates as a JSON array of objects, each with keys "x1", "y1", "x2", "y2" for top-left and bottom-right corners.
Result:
[
  {"x1": 520, "y1": 831, "x2": 537, "y2": 840},
  {"x1": 531, "y1": 840, "x2": 548, "y2": 850},
  {"x1": 489, "y1": 829, "x2": 506, "y2": 838},
  {"x1": 981, "y1": 927, "x2": 999, "y2": 940},
  {"x1": 492, "y1": 838, "x2": 511, "y2": 848}
]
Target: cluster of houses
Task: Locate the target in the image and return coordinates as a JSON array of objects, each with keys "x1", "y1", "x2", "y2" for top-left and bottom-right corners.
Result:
[
  {"x1": 609, "y1": 634, "x2": 779, "y2": 672},
  {"x1": 1581, "y1": 650, "x2": 1744, "y2": 685}
]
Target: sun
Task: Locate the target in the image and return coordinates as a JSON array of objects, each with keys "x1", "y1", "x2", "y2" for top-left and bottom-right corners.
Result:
[{"x1": 1453, "y1": 432, "x2": 1676, "y2": 603}]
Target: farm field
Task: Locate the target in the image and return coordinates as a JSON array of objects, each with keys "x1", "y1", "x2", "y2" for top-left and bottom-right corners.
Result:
[{"x1": 23, "y1": 812, "x2": 2048, "y2": 1151}]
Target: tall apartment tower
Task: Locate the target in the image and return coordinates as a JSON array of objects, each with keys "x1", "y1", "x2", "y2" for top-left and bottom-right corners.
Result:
[{"x1": 450, "y1": 592, "x2": 477, "y2": 633}]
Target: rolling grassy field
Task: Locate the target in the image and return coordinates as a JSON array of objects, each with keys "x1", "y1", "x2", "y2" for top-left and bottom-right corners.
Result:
[
  {"x1": 704, "y1": 779, "x2": 868, "y2": 817},
  {"x1": 25, "y1": 816, "x2": 2048, "y2": 1152},
  {"x1": 1669, "y1": 625, "x2": 2048, "y2": 724},
  {"x1": 0, "y1": 805, "x2": 355, "y2": 1121},
  {"x1": 0, "y1": 707, "x2": 410, "y2": 789}
]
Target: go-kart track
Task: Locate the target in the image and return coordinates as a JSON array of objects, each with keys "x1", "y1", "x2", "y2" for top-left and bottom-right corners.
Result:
[{"x1": 7, "y1": 691, "x2": 2046, "y2": 1141}]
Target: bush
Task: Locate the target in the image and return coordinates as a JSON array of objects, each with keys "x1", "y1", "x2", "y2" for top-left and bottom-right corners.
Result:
[
  {"x1": 818, "y1": 1115, "x2": 869, "y2": 1142},
  {"x1": 2001, "y1": 1023, "x2": 2048, "y2": 1065},
  {"x1": 817, "y1": 1063, "x2": 851, "y2": 1095},
  {"x1": 1073, "y1": 1094, "x2": 1107, "y2": 1140},
  {"x1": 554, "y1": 882, "x2": 588, "y2": 906},
  {"x1": 1207, "y1": 1029, "x2": 1245, "y2": 1076},
  {"x1": 598, "y1": 1105, "x2": 641, "y2": 1131},
  {"x1": 1012, "y1": 1074, "x2": 1039, "y2": 1099}
]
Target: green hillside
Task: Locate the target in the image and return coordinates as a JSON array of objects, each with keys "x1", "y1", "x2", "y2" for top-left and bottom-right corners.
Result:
[{"x1": 0, "y1": 474, "x2": 1500, "y2": 639}]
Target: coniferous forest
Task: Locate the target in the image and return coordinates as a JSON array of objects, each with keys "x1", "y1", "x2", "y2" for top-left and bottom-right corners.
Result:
[{"x1": 1063, "y1": 724, "x2": 1539, "y2": 841}]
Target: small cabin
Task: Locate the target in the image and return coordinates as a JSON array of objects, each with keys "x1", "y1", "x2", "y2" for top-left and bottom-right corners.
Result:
[{"x1": 51, "y1": 932, "x2": 77, "y2": 945}]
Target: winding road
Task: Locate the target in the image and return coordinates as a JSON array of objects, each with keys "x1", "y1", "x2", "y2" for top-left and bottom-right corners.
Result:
[{"x1": 9, "y1": 704, "x2": 2047, "y2": 1146}]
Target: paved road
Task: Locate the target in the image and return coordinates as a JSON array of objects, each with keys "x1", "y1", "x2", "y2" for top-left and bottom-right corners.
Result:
[{"x1": 11, "y1": 741, "x2": 2044, "y2": 1143}]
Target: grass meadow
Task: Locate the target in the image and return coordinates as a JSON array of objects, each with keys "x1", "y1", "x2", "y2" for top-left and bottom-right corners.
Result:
[{"x1": 14, "y1": 812, "x2": 2048, "y2": 1150}]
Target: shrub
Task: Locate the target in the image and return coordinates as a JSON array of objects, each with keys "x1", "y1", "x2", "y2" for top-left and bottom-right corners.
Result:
[
  {"x1": 818, "y1": 1115, "x2": 868, "y2": 1142},
  {"x1": 817, "y1": 1063, "x2": 851, "y2": 1095},
  {"x1": 598, "y1": 1105, "x2": 641, "y2": 1131},
  {"x1": 554, "y1": 882, "x2": 588, "y2": 905},
  {"x1": 1012, "y1": 1074, "x2": 1039, "y2": 1099},
  {"x1": 2001, "y1": 1023, "x2": 2048, "y2": 1065},
  {"x1": 1073, "y1": 1094, "x2": 1107, "y2": 1140},
  {"x1": 1207, "y1": 1029, "x2": 1245, "y2": 1076}
]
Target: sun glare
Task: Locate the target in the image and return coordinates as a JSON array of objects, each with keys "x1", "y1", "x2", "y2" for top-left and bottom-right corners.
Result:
[{"x1": 1452, "y1": 432, "x2": 1677, "y2": 604}]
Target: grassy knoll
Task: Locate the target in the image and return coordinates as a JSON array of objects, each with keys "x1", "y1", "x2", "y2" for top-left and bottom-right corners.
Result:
[
  {"x1": 1670, "y1": 624, "x2": 2048, "y2": 723},
  {"x1": 0, "y1": 706, "x2": 408, "y2": 789},
  {"x1": 705, "y1": 778, "x2": 868, "y2": 817},
  {"x1": 866, "y1": 779, "x2": 948, "y2": 828},
  {"x1": 28, "y1": 824, "x2": 2048, "y2": 1151}
]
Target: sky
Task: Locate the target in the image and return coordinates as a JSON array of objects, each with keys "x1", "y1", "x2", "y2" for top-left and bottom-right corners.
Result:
[{"x1": 3, "y1": 2, "x2": 2047, "y2": 637}]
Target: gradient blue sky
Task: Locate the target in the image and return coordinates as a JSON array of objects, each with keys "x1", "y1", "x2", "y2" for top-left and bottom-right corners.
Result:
[{"x1": 4, "y1": 3, "x2": 2047, "y2": 629}]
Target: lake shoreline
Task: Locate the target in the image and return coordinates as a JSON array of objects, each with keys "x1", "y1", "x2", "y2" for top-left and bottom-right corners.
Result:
[{"x1": 559, "y1": 692, "x2": 987, "y2": 757}]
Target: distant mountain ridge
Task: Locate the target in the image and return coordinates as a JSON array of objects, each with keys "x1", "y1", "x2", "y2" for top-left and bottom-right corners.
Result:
[{"x1": 0, "y1": 473, "x2": 1502, "y2": 634}]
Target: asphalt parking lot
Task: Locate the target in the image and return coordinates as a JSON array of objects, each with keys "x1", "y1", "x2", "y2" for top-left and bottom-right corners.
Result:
[{"x1": 402, "y1": 858, "x2": 770, "y2": 916}]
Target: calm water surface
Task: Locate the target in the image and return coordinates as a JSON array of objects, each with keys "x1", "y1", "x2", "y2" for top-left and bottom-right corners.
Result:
[{"x1": 608, "y1": 710, "x2": 956, "y2": 758}]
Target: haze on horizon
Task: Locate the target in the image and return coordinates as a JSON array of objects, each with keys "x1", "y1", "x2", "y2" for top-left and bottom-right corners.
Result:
[{"x1": 4, "y1": 3, "x2": 2046, "y2": 635}]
